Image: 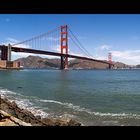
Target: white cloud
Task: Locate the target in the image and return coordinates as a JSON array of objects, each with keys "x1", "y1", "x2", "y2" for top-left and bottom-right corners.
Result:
[
  {"x1": 92, "y1": 44, "x2": 112, "y2": 61},
  {"x1": 2, "y1": 38, "x2": 33, "y2": 60},
  {"x1": 46, "y1": 37, "x2": 60, "y2": 41},
  {"x1": 12, "y1": 52, "x2": 30, "y2": 60},
  {"x1": 14, "y1": 44, "x2": 30, "y2": 49},
  {"x1": 99, "y1": 45, "x2": 111, "y2": 50},
  {"x1": 52, "y1": 44, "x2": 60, "y2": 53},
  {"x1": 6, "y1": 38, "x2": 18, "y2": 43},
  {"x1": 111, "y1": 50, "x2": 140, "y2": 65},
  {"x1": 3, "y1": 38, "x2": 30, "y2": 48}
]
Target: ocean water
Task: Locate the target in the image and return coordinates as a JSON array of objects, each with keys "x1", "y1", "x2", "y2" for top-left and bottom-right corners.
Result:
[{"x1": 0, "y1": 69, "x2": 140, "y2": 126}]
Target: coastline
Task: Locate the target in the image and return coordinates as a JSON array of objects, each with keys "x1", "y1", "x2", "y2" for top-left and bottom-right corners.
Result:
[{"x1": 0, "y1": 97, "x2": 81, "y2": 126}]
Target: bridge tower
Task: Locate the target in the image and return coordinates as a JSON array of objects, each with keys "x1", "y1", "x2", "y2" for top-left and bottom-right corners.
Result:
[
  {"x1": 60, "y1": 25, "x2": 68, "y2": 70},
  {"x1": 1, "y1": 44, "x2": 11, "y2": 61},
  {"x1": 7, "y1": 44, "x2": 11, "y2": 61},
  {"x1": 1, "y1": 45, "x2": 8, "y2": 60},
  {"x1": 108, "y1": 52, "x2": 112, "y2": 69}
]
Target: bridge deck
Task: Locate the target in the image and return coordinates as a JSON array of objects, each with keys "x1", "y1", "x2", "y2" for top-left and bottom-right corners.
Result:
[{"x1": 0, "y1": 45, "x2": 113, "y2": 66}]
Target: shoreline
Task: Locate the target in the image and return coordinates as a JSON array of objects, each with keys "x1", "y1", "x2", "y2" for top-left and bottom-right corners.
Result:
[{"x1": 0, "y1": 97, "x2": 82, "y2": 126}]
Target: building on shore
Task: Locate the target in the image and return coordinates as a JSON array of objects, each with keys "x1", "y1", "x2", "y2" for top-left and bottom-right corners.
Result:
[{"x1": 0, "y1": 60, "x2": 21, "y2": 69}]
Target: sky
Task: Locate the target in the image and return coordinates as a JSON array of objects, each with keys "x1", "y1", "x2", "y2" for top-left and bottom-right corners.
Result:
[{"x1": 0, "y1": 14, "x2": 140, "y2": 65}]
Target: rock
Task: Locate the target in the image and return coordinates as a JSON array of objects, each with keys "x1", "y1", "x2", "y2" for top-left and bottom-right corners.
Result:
[
  {"x1": 0, "y1": 97, "x2": 82, "y2": 126},
  {"x1": 67, "y1": 119, "x2": 81, "y2": 126},
  {"x1": 0, "y1": 110, "x2": 32, "y2": 126}
]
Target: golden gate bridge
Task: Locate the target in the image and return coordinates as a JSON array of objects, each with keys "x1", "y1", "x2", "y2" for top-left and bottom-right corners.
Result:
[{"x1": 0, "y1": 25, "x2": 113, "y2": 69}]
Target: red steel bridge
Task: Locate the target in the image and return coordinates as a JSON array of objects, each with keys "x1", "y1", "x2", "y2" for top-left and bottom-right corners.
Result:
[{"x1": 0, "y1": 25, "x2": 113, "y2": 69}]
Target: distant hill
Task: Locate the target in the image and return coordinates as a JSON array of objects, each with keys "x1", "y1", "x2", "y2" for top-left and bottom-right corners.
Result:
[
  {"x1": 113, "y1": 62, "x2": 134, "y2": 69},
  {"x1": 136, "y1": 65, "x2": 140, "y2": 68},
  {"x1": 14, "y1": 55, "x2": 134, "y2": 69},
  {"x1": 14, "y1": 56, "x2": 60, "y2": 69},
  {"x1": 69, "y1": 59, "x2": 109, "y2": 69}
]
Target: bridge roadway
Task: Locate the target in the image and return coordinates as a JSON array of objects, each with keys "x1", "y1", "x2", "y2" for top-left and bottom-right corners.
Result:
[{"x1": 0, "y1": 45, "x2": 113, "y2": 66}]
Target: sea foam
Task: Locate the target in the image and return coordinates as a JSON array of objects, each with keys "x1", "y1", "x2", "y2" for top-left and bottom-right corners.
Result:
[
  {"x1": 38, "y1": 99, "x2": 140, "y2": 119},
  {"x1": 1, "y1": 88, "x2": 140, "y2": 120}
]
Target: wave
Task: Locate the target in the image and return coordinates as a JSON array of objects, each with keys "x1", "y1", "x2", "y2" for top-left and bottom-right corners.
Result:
[
  {"x1": 0, "y1": 88, "x2": 49, "y2": 118},
  {"x1": 0, "y1": 88, "x2": 17, "y2": 97},
  {"x1": 1, "y1": 88, "x2": 140, "y2": 119},
  {"x1": 39, "y1": 99, "x2": 140, "y2": 119}
]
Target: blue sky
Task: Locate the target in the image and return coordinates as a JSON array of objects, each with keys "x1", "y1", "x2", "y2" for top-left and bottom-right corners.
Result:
[{"x1": 0, "y1": 14, "x2": 140, "y2": 65}]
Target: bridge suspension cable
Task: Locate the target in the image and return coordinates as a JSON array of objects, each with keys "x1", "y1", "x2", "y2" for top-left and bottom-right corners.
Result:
[
  {"x1": 12, "y1": 26, "x2": 60, "y2": 46},
  {"x1": 68, "y1": 27, "x2": 94, "y2": 58}
]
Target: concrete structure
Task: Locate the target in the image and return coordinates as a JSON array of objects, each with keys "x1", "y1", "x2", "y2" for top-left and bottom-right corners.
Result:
[
  {"x1": 0, "y1": 60, "x2": 20, "y2": 69},
  {"x1": 0, "y1": 60, "x2": 7, "y2": 68}
]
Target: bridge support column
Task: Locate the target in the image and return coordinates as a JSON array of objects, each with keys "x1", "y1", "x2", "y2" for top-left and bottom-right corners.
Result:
[
  {"x1": 60, "y1": 25, "x2": 68, "y2": 70},
  {"x1": 109, "y1": 64, "x2": 111, "y2": 69},
  {"x1": 7, "y1": 44, "x2": 11, "y2": 61},
  {"x1": 108, "y1": 52, "x2": 112, "y2": 69},
  {"x1": 0, "y1": 44, "x2": 11, "y2": 61},
  {"x1": 1, "y1": 45, "x2": 8, "y2": 60}
]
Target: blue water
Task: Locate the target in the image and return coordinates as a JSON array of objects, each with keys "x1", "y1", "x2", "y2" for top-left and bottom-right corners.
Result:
[{"x1": 1, "y1": 69, "x2": 140, "y2": 125}]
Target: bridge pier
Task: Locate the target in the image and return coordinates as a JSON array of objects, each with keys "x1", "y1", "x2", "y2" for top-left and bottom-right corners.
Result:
[
  {"x1": 7, "y1": 44, "x2": 11, "y2": 61},
  {"x1": 1, "y1": 45, "x2": 8, "y2": 60},
  {"x1": 1, "y1": 44, "x2": 11, "y2": 61},
  {"x1": 109, "y1": 64, "x2": 111, "y2": 69},
  {"x1": 60, "y1": 56, "x2": 68, "y2": 70},
  {"x1": 0, "y1": 44, "x2": 20, "y2": 69},
  {"x1": 60, "y1": 25, "x2": 68, "y2": 70},
  {"x1": 60, "y1": 56, "x2": 64, "y2": 70},
  {"x1": 108, "y1": 52, "x2": 113, "y2": 69}
]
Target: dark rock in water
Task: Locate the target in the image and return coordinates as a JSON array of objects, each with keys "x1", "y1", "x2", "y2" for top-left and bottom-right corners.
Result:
[
  {"x1": 0, "y1": 97, "x2": 81, "y2": 126},
  {"x1": 17, "y1": 87, "x2": 22, "y2": 89}
]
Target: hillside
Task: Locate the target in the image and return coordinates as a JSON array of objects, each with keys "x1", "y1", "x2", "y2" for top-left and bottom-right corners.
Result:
[
  {"x1": 14, "y1": 55, "x2": 133, "y2": 69},
  {"x1": 15, "y1": 56, "x2": 60, "y2": 69}
]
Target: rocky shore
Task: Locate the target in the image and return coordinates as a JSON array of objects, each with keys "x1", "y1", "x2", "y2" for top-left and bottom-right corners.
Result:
[{"x1": 0, "y1": 97, "x2": 81, "y2": 126}]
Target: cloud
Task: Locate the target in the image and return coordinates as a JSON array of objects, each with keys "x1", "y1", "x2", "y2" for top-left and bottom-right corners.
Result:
[
  {"x1": 99, "y1": 45, "x2": 111, "y2": 50},
  {"x1": 2, "y1": 38, "x2": 33, "y2": 60},
  {"x1": 12, "y1": 52, "x2": 30, "y2": 60},
  {"x1": 92, "y1": 44, "x2": 112, "y2": 61},
  {"x1": 52, "y1": 44, "x2": 60, "y2": 53},
  {"x1": 3, "y1": 38, "x2": 30, "y2": 48},
  {"x1": 6, "y1": 38, "x2": 18, "y2": 43},
  {"x1": 46, "y1": 37, "x2": 60, "y2": 41},
  {"x1": 111, "y1": 50, "x2": 140, "y2": 65},
  {"x1": 95, "y1": 44, "x2": 140, "y2": 65}
]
